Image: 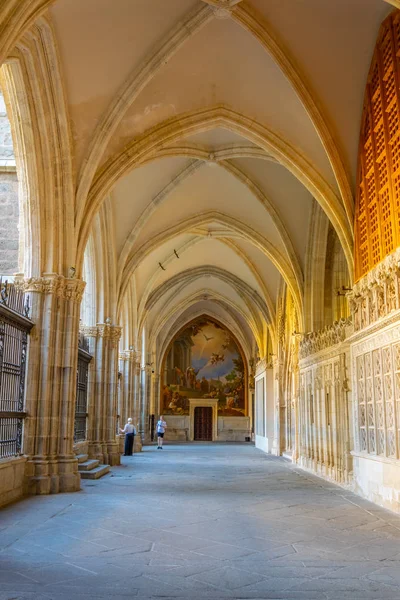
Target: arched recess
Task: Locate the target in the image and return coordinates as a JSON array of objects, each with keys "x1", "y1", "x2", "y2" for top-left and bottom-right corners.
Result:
[
  {"x1": 0, "y1": 60, "x2": 40, "y2": 276},
  {"x1": 1, "y1": 17, "x2": 75, "y2": 276},
  {"x1": 81, "y1": 232, "x2": 96, "y2": 326},
  {"x1": 77, "y1": 107, "x2": 353, "y2": 274},
  {"x1": 304, "y1": 203, "x2": 330, "y2": 332},
  {"x1": 157, "y1": 313, "x2": 250, "y2": 418},
  {"x1": 355, "y1": 10, "x2": 400, "y2": 280},
  {"x1": 149, "y1": 289, "x2": 265, "y2": 359},
  {"x1": 82, "y1": 198, "x2": 118, "y2": 324},
  {"x1": 155, "y1": 303, "x2": 255, "y2": 375}
]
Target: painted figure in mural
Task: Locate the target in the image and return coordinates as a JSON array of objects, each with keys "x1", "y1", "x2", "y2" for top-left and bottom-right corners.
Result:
[
  {"x1": 174, "y1": 366, "x2": 184, "y2": 385},
  {"x1": 226, "y1": 397, "x2": 235, "y2": 410},
  {"x1": 168, "y1": 396, "x2": 178, "y2": 412},
  {"x1": 186, "y1": 366, "x2": 198, "y2": 389},
  {"x1": 201, "y1": 376, "x2": 209, "y2": 393},
  {"x1": 163, "y1": 384, "x2": 171, "y2": 406}
]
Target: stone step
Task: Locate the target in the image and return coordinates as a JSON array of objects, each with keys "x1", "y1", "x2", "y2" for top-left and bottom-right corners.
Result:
[
  {"x1": 78, "y1": 459, "x2": 100, "y2": 471},
  {"x1": 76, "y1": 454, "x2": 89, "y2": 464},
  {"x1": 80, "y1": 465, "x2": 110, "y2": 480}
]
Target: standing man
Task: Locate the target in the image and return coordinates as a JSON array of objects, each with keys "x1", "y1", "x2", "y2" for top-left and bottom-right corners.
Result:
[
  {"x1": 156, "y1": 415, "x2": 167, "y2": 449},
  {"x1": 120, "y1": 417, "x2": 136, "y2": 456}
]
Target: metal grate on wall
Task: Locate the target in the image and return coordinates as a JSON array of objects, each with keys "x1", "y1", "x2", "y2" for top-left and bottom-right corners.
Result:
[
  {"x1": 0, "y1": 278, "x2": 32, "y2": 458},
  {"x1": 355, "y1": 12, "x2": 400, "y2": 280}
]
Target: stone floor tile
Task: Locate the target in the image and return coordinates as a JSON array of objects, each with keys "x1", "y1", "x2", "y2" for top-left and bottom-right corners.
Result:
[
  {"x1": 190, "y1": 566, "x2": 267, "y2": 590},
  {"x1": 234, "y1": 536, "x2": 289, "y2": 552},
  {"x1": 193, "y1": 542, "x2": 258, "y2": 559},
  {"x1": 2, "y1": 443, "x2": 400, "y2": 599}
]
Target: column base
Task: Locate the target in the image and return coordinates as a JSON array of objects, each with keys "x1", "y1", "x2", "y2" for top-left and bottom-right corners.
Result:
[
  {"x1": 58, "y1": 456, "x2": 81, "y2": 492},
  {"x1": 24, "y1": 456, "x2": 80, "y2": 495},
  {"x1": 87, "y1": 441, "x2": 105, "y2": 463},
  {"x1": 106, "y1": 441, "x2": 121, "y2": 466}
]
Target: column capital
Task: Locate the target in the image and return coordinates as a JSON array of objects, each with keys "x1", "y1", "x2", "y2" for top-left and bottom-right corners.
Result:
[
  {"x1": 80, "y1": 322, "x2": 122, "y2": 347},
  {"x1": 119, "y1": 349, "x2": 141, "y2": 362},
  {"x1": 15, "y1": 273, "x2": 86, "y2": 303}
]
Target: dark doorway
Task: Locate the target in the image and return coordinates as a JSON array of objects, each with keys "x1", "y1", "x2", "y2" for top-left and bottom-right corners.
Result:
[{"x1": 194, "y1": 406, "x2": 213, "y2": 441}]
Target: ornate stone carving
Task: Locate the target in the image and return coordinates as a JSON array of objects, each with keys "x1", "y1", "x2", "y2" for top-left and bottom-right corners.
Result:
[
  {"x1": 205, "y1": 0, "x2": 242, "y2": 16},
  {"x1": 119, "y1": 349, "x2": 141, "y2": 363},
  {"x1": 299, "y1": 318, "x2": 351, "y2": 360},
  {"x1": 14, "y1": 274, "x2": 86, "y2": 303},
  {"x1": 79, "y1": 325, "x2": 98, "y2": 338},
  {"x1": 80, "y1": 323, "x2": 122, "y2": 347},
  {"x1": 351, "y1": 247, "x2": 400, "y2": 332}
]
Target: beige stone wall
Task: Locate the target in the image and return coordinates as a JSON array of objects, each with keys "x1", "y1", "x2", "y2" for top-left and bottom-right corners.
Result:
[
  {"x1": 0, "y1": 92, "x2": 19, "y2": 275},
  {"x1": 0, "y1": 171, "x2": 19, "y2": 274},
  {"x1": 0, "y1": 456, "x2": 26, "y2": 508}
]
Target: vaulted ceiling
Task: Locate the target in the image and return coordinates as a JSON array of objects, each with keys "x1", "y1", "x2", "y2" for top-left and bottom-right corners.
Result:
[{"x1": 43, "y1": 0, "x2": 393, "y2": 352}]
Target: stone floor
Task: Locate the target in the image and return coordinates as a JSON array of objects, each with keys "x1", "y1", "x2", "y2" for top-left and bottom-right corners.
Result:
[{"x1": 1, "y1": 444, "x2": 400, "y2": 600}]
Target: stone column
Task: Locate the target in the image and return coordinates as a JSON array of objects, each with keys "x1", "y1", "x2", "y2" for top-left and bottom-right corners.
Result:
[
  {"x1": 292, "y1": 366, "x2": 300, "y2": 462},
  {"x1": 140, "y1": 365, "x2": 152, "y2": 443},
  {"x1": 119, "y1": 349, "x2": 142, "y2": 451},
  {"x1": 81, "y1": 322, "x2": 122, "y2": 466},
  {"x1": 16, "y1": 274, "x2": 85, "y2": 496}
]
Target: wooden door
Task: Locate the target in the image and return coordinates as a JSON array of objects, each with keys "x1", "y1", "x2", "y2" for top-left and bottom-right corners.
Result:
[{"x1": 194, "y1": 406, "x2": 213, "y2": 441}]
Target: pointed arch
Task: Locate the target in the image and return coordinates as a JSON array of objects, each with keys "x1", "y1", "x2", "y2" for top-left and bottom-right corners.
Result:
[{"x1": 78, "y1": 106, "x2": 353, "y2": 274}]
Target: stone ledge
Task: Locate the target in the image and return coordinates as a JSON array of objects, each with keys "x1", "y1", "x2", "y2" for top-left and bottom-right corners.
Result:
[
  {"x1": 0, "y1": 455, "x2": 26, "y2": 468},
  {"x1": 351, "y1": 450, "x2": 400, "y2": 467}
]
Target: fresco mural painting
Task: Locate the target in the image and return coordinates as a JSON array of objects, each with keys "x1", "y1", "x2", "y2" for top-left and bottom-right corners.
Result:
[{"x1": 162, "y1": 317, "x2": 247, "y2": 417}]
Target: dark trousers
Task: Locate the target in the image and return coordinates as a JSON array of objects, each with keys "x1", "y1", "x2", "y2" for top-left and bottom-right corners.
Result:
[{"x1": 124, "y1": 433, "x2": 134, "y2": 456}]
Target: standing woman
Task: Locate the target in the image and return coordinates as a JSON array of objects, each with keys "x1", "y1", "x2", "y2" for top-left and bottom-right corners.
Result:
[
  {"x1": 120, "y1": 418, "x2": 136, "y2": 456},
  {"x1": 156, "y1": 415, "x2": 167, "y2": 449}
]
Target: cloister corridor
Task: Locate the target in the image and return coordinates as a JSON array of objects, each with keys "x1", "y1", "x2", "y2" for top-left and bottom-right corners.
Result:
[{"x1": 1, "y1": 444, "x2": 400, "y2": 600}]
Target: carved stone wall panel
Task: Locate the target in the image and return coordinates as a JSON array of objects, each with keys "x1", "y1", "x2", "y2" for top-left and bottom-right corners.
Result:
[
  {"x1": 298, "y1": 339, "x2": 352, "y2": 486},
  {"x1": 299, "y1": 318, "x2": 352, "y2": 360},
  {"x1": 351, "y1": 317, "x2": 400, "y2": 461}
]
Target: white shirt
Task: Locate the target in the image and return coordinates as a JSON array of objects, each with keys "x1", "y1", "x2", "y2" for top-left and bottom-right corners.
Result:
[
  {"x1": 157, "y1": 420, "x2": 167, "y2": 434},
  {"x1": 122, "y1": 423, "x2": 136, "y2": 434}
]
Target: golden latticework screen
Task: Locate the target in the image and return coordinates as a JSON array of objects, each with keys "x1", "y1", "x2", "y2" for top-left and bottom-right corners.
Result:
[{"x1": 355, "y1": 11, "x2": 400, "y2": 280}]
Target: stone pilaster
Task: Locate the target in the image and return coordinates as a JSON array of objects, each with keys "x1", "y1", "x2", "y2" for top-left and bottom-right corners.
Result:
[
  {"x1": 119, "y1": 349, "x2": 141, "y2": 425},
  {"x1": 15, "y1": 274, "x2": 85, "y2": 495},
  {"x1": 81, "y1": 322, "x2": 122, "y2": 466},
  {"x1": 140, "y1": 365, "x2": 152, "y2": 443},
  {"x1": 119, "y1": 349, "x2": 142, "y2": 451}
]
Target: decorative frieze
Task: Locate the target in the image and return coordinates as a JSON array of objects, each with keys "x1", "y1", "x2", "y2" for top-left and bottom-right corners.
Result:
[
  {"x1": 299, "y1": 318, "x2": 352, "y2": 360},
  {"x1": 351, "y1": 248, "x2": 400, "y2": 332},
  {"x1": 14, "y1": 274, "x2": 86, "y2": 303},
  {"x1": 255, "y1": 357, "x2": 268, "y2": 376}
]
